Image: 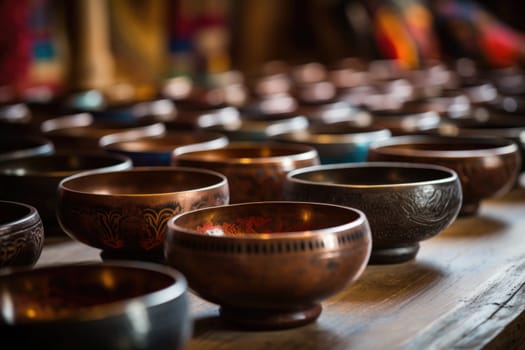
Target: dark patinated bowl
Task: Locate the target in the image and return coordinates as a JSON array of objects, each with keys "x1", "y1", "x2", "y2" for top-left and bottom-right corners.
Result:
[
  {"x1": 0, "y1": 261, "x2": 191, "y2": 350},
  {"x1": 285, "y1": 162, "x2": 462, "y2": 264},
  {"x1": 102, "y1": 131, "x2": 228, "y2": 166},
  {"x1": 165, "y1": 201, "x2": 371, "y2": 330},
  {"x1": 0, "y1": 135, "x2": 54, "y2": 162},
  {"x1": 0, "y1": 200, "x2": 44, "y2": 268},
  {"x1": 370, "y1": 107, "x2": 441, "y2": 136},
  {"x1": 172, "y1": 142, "x2": 319, "y2": 203},
  {"x1": 57, "y1": 167, "x2": 229, "y2": 261},
  {"x1": 271, "y1": 123, "x2": 391, "y2": 164},
  {"x1": 367, "y1": 135, "x2": 521, "y2": 216},
  {"x1": 0, "y1": 152, "x2": 132, "y2": 236}
]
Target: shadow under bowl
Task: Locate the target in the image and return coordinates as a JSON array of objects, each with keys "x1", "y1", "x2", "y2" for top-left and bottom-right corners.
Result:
[
  {"x1": 165, "y1": 201, "x2": 371, "y2": 330},
  {"x1": 172, "y1": 142, "x2": 320, "y2": 203},
  {"x1": 0, "y1": 261, "x2": 191, "y2": 350},
  {"x1": 285, "y1": 162, "x2": 462, "y2": 264},
  {"x1": 103, "y1": 131, "x2": 228, "y2": 166},
  {"x1": 0, "y1": 152, "x2": 132, "y2": 236},
  {"x1": 367, "y1": 135, "x2": 521, "y2": 216},
  {"x1": 57, "y1": 167, "x2": 229, "y2": 261},
  {"x1": 0, "y1": 200, "x2": 44, "y2": 268}
]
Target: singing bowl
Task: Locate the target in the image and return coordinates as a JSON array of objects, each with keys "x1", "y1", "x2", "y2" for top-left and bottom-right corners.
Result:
[
  {"x1": 102, "y1": 131, "x2": 228, "y2": 166},
  {"x1": 0, "y1": 152, "x2": 132, "y2": 236},
  {"x1": 285, "y1": 162, "x2": 462, "y2": 264},
  {"x1": 0, "y1": 261, "x2": 191, "y2": 350},
  {"x1": 172, "y1": 142, "x2": 320, "y2": 203},
  {"x1": 165, "y1": 201, "x2": 371, "y2": 330},
  {"x1": 271, "y1": 123, "x2": 391, "y2": 164},
  {"x1": 0, "y1": 200, "x2": 44, "y2": 268},
  {"x1": 367, "y1": 135, "x2": 521, "y2": 216},
  {"x1": 57, "y1": 167, "x2": 229, "y2": 261},
  {"x1": 0, "y1": 134, "x2": 54, "y2": 162}
]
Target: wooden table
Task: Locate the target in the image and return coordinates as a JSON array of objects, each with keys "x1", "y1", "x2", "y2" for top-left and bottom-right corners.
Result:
[{"x1": 37, "y1": 187, "x2": 525, "y2": 350}]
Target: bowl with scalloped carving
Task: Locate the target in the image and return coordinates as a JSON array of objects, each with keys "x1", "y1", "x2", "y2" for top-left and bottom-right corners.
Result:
[{"x1": 285, "y1": 162, "x2": 462, "y2": 264}]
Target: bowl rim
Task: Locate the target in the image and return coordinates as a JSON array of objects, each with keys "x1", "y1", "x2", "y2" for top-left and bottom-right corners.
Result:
[
  {"x1": 58, "y1": 166, "x2": 228, "y2": 197},
  {"x1": 0, "y1": 200, "x2": 41, "y2": 235},
  {"x1": 0, "y1": 260, "x2": 187, "y2": 324},
  {"x1": 0, "y1": 135, "x2": 54, "y2": 162},
  {"x1": 173, "y1": 141, "x2": 319, "y2": 164},
  {"x1": 0, "y1": 151, "x2": 132, "y2": 177},
  {"x1": 272, "y1": 125, "x2": 392, "y2": 144},
  {"x1": 166, "y1": 200, "x2": 368, "y2": 240},
  {"x1": 286, "y1": 161, "x2": 459, "y2": 189},
  {"x1": 368, "y1": 135, "x2": 519, "y2": 157}
]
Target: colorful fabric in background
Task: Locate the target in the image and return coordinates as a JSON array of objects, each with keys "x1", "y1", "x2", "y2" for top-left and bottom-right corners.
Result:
[{"x1": 362, "y1": 0, "x2": 525, "y2": 69}]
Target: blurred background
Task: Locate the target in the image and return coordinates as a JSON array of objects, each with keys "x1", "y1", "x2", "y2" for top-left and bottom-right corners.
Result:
[{"x1": 2, "y1": 0, "x2": 525, "y2": 101}]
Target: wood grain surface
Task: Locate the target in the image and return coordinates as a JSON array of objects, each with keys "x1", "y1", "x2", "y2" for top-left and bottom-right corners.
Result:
[{"x1": 37, "y1": 186, "x2": 525, "y2": 349}]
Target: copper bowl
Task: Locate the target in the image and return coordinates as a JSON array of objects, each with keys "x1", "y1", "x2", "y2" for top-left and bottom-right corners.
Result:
[
  {"x1": 271, "y1": 123, "x2": 391, "y2": 164},
  {"x1": 0, "y1": 200, "x2": 44, "y2": 268},
  {"x1": 172, "y1": 142, "x2": 320, "y2": 203},
  {"x1": 368, "y1": 135, "x2": 521, "y2": 216},
  {"x1": 0, "y1": 152, "x2": 132, "y2": 236},
  {"x1": 285, "y1": 162, "x2": 462, "y2": 264},
  {"x1": 165, "y1": 201, "x2": 371, "y2": 330},
  {"x1": 57, "y1": 167, "x2": 229, "y2": 261},
  {"x1": 0, "y1": 135, "x2": 54, "y2": 162},
  {"x1": 102, "y1": 131, "x2": 228, "y2": 166},
  {"x1": 0, "y1": 261, "x2": 191, "y2": 350}
]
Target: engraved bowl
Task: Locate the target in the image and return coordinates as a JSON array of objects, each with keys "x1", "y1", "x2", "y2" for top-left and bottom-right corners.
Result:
[
  {"x1": 165, "y1": 201, "x2": 371, "y2": 329},
  {"x1": 285, "y1": 162, "x2": 462, "y2": 264},
  {"x1": 0, "y1": 261, "x2": 191, "y2": 350},
  {"x1": 0, "y1": 200, "x2": 44, "y2": 268},
  {"x1": 367, "y1": 135, "x2": 521, "y2": 216},
  {"x1": 172, "y1": 142, "x2": 319, "y2": 203},
  {"x1": 57, "y1": 167, "x2": 229, "y2": 261}
]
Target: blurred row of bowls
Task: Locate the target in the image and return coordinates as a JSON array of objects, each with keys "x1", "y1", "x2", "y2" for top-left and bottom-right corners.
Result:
[{"x1": 2, "y1": 56, "x2": 525, "y2": 343}]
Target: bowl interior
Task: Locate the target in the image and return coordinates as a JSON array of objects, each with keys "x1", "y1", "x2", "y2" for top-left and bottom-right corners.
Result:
[
  {"x1": 176, "y1": 144, "x2": 312, "y2": 162},
  {"x1": 62, "y1": 169, "x2": 224, "y2": 195},
  {"x1": 104, "y1": 132, "x2": 224, "y2": 152},
  {"x1": 0, "y1": 265, "x2": 176, "y2": 322},
  {"x1": 0, "y1": 202, "x2": 31, "y2": 225},
  {"x1": 289, "y1": 165, "x2": 454, "y2": 186},
  {"x1": 174, "y1": 202, "x2": 360, "y2": 236}
]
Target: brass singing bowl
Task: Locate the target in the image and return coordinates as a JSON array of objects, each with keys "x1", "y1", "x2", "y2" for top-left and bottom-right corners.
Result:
[
  {"x1": 165, "y1": 201, "x2": 371, "y2": 330},
  {"x1": 0, "y1": 152, "x2": 132, "y2": 236},
  {"x1": 172, "y1": 142, "x2": 320, "y2": 203},
  {"x1": 57, "y1": 167, "x2": 229, "y2": 261},
  {"x1": 103, "y1": 130, "x2": 228, "y2": 166},
  {"x1": 0, "y1": 261, "x2": 191, "y2": 350},
  {"x1": 367, "y1": 135, "x2": 521, "y2": 216},
  {"x1": 285, "y1": 162, "x2": 462, "y2": 264},
  {"x1": 0, "y1": 134, "x2": 54, "y2": 162},
  {"x1": 0, "y1": 200, "x2": 44, "y2": 268}
]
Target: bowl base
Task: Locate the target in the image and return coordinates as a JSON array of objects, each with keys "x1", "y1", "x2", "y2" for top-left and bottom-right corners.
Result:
[
  {"x1": 459, "y1": 201, "x2": 480, "y2": 217},
  {"x1": 219, "y1": 304, "x2": 322, "y2": 330},
  {"x1": 369, "y1": 244, "x2": 420, "y2": 264},
  {"x1": 100, "y1": 250, "x2": 164, "y2": 264}
]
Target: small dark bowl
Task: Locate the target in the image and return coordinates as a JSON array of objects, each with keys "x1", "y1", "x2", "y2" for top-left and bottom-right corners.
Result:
[
  {"x1": 165, "y1": 201, "x2": 371, "y2": 330},
  {"x1": 103, "y1": 131, "x2": 228, "y2": 166},
  {"x1": 0, "y1": 261, "x2": 191, "y2": 350},
  {"x1": 367, "y1": 135, "x2": 521, "y2": 216},
  {"x1": 0, "y1": 200, "x2": 44, "y2": 268},
  {"x1": 0, "y1": 152, "x2": 132, "y2": 235},
  {"x1": 271, "y1": 123, "x2": 391, "y2": 164},
  {"x1": 285, "y1": 162, "x2": 462, "y2": 264},
  {"x1": 172, "y1": 142, "x2": 320, "y2": 203},
  {"x1": 0, "y1": 135, "x2": 54, "y2": 162},
  {"x1": 57, "y1": 167, "x2": 229, "y2": 261},
  {"x1": 370, "y1": 107, "x2": 441, "y2": 136}
]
